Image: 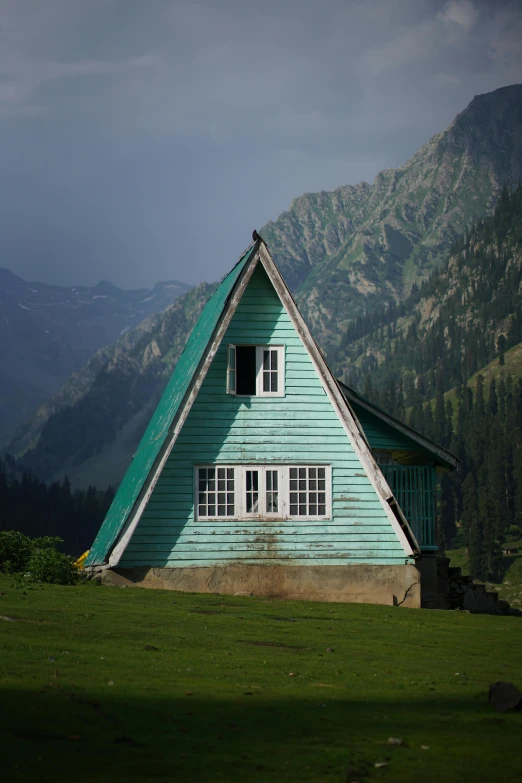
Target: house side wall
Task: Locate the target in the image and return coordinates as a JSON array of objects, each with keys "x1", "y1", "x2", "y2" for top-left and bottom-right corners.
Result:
[
  {"x1": 352, "y1": 403, "x2": 432, "y2": 455},
  {"x1": 120, "y1": 266, "x2": 413, "y2": 568}
]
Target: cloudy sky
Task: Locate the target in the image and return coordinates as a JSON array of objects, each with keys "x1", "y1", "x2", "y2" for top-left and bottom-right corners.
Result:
[{"x1": 0, "y1": 0, "x2": 521, "y2": 289}]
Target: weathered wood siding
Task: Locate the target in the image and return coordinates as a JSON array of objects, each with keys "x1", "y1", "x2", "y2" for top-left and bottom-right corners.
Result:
[{"x1": 121, "y1": 266, "x2": 412, "y2": 568}]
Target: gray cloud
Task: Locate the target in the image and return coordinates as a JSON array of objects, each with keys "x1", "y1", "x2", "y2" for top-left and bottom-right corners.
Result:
[{"x1": 0, "y1": 0, "x2": 521, "y2": 288}]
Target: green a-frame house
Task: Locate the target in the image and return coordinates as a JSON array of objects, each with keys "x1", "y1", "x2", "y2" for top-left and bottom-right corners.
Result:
[{"x1": 86, "y1": 237, "x2": 457, "y2": 607}]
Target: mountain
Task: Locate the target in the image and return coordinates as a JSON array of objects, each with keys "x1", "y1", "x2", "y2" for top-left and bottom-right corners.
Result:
[
  {"x1": 7, "y1": 282, "x2": 215, "y2": 487},
  {"x1": 7, "y1": 84, "x2": 522, "y2": 487},
  {"x1": 267, "y1": 83, "x2": 522, "y2": 354},
  {"x1": 0, "y1": 270, "x2": 191, "y2": 445},
  {"x1": 334, "y1": 183, "x2": 522, "y2": 413}
]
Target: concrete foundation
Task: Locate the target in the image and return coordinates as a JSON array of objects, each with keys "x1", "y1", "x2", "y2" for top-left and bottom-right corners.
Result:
[{"x1": 100, "y1": 563, "x2": 421, "y2": 608}]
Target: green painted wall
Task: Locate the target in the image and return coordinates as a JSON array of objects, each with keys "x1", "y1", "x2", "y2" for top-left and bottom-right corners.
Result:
[
  {"x1": 121, "y1": 265, "x2": 412, "y2": 568},
  {"x1": 352, "y1": 403, "x2": 437, "y2": 460}
]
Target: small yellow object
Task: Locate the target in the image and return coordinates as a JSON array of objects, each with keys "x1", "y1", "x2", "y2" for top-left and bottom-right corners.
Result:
[{"x1": 74, "y1": 551, "x2": 89, "y2": 569}]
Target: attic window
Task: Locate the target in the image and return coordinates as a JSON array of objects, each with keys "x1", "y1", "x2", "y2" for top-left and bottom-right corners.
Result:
[{"x1": 227, "y1": 345, "x2": 284, "y2": 397}]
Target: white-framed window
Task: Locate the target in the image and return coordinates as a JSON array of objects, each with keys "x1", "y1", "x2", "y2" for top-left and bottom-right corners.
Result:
[
  {"x1": 195, "y1": 465, "x2": 331, "y2": 521},
  {"x1": 227, "y1": 345, "x2": 284, "y2": 397}
]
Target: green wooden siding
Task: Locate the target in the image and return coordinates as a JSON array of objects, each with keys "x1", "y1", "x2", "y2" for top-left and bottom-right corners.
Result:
[
  {"x1": 352, "y1": 402, "x2": 434, "y2": 456},
  {"x1": 120, "y1": 265, "x2": 412, "y2": 568}
]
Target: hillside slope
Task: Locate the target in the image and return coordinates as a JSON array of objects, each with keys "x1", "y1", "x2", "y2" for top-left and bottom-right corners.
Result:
[
  {"x1": 335, "y1": 184, "x2": 522, "y2": 411},
  {"x1": 8, "y1": 282, "x2": 215, "y2": 485},
  {"x1": 0, "y1": 269, "x2": 191, "y2": 445}
]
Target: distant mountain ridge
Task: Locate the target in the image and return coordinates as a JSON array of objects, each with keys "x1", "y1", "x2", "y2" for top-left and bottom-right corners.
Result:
[
  {"x1": 268, "y1": 84, "x2": 522, "y2": 354},
  {"x1": 0, "y1": 269, "x2": 191, "y2": 445},
  {"x1": 6, "y1": 83, "x2": 522, "y2": 486}
]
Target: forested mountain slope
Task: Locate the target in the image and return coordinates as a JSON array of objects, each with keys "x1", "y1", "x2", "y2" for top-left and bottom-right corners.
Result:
[{"x1": 335, "y1": 184, "x2": 522, "y2": 414}]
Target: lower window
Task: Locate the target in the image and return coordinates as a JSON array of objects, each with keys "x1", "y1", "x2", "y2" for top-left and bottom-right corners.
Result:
[{"x1": 196, "y1": 465, "x2": 331, "y2": 520}]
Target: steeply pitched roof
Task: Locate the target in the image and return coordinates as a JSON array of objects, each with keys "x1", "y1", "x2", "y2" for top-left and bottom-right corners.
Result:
[{"x1": 86, "y1": 244, "x2": 258, "y2": 566}]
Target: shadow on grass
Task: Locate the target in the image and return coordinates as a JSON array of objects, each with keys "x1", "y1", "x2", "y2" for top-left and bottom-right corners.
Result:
[{"x1": 1, "y1": 686, "x2": 519, "y2": 783}]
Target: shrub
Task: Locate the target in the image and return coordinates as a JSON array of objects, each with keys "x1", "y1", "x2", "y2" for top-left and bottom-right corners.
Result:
[
  {"x1": 0, "y1": 531, "x2": 34, "y2": 574},
  {"x1": 27, "y1": 547, "x2": 78, "y2": 586},
  {"x1": 0, "y1": 530, "x2": 78, "y2": 585}
]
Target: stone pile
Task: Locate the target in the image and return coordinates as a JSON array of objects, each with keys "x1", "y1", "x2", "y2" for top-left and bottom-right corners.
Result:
[{"x1": 422, "y1": 557, "x2": 518, "y2": 615}]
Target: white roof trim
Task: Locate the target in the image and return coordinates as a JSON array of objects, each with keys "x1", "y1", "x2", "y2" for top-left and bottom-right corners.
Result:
[
  {"x1": 108, "y1": 249, "x2": 261, "y2": 567},
  {"x1": 258, "y1": 243, "x2": 418, "y2": 558}
]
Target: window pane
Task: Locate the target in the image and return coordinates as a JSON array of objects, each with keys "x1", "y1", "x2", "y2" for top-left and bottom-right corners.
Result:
[
  {"x1": 218, "y1": 505, "x2": 226, "y2": 515},
  {"x1": 227, "y1": 468, "x2": 234, "y2": 480},
  {"x1": 208, "y1": 505, "x2": 215, "y2": 515},
  {"x1": 263, "y1": 350, "x2": 270, "y2": 371},
  {"x1": 218, "y1": 468, "x2": 225, "y2": 480},
  {"x1": 271, "y1": 351, "x2": 278, "y2": 371},
  {"x1": 263, "y1": 372, "x2": 270, "y2": 392},
  {"x1": 266, "y1": 471, "x2": 279, "y2": 513},
  {"x1": 270, "y1": 373, "x2": 277, "y2": 392},
  {"x1": 287, "y1": 466, "x2": 329, "y2": 518},
  {"x1": 228, "y1": 504, "x2": 235, "y2": 515}
]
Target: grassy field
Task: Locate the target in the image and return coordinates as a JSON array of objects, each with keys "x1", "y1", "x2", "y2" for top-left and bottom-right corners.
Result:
[{"x1": 1, "y1": 576, "x2": 521, "y2": 783}]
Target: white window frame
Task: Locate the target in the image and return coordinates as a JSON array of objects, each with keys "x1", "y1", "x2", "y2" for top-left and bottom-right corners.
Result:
[
  {"x1": 194, "y1": 464, "x2": 331, "y2": 521},
  {"x1": 226, "y1": 344, "x2": 285, "y2": 397}
]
